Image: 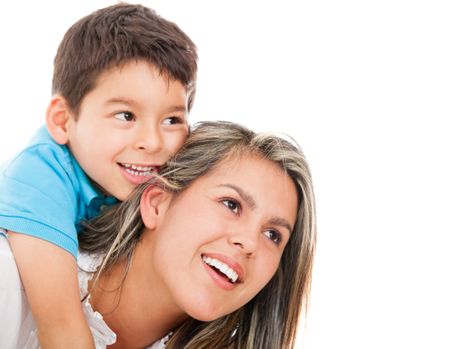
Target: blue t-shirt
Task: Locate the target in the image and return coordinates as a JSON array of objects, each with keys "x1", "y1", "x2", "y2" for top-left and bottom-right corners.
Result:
[{"x1": 0, "y1": 126, "x2": 116, "y2": 257}]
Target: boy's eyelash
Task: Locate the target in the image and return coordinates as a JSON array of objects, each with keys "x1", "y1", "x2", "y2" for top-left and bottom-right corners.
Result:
[
  {"x1": 221, "y1": 198, "x2": 241, "y2": 214},
  {"x1": 163, "y1": 116, "x2": 184, "y2": 125},
  {"x1": 114, "y1": 111, "x2": 135, "y2": 121}
]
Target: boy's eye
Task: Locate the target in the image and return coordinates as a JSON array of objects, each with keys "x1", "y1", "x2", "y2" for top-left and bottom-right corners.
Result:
[
  {"x1": 114, "y1": 111, "x2": 135, "y2": 122},
  {"x1": 263, "y1": 229, "x2": 282, "y2": 245},
  {"x1": 162, "y1": 116, "x2": 184, "y2": 125},
  {"x1": 222, "y1": 199, "x2": 241, "y2": 214}
]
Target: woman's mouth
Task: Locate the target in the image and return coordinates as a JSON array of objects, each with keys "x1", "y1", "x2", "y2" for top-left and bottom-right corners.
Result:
[{"x1": 201, "y1": 254, "x2": 244, "y2": 290}]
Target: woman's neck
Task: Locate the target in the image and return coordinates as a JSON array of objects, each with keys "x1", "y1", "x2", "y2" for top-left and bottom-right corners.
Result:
[{"x1": 89, "y1": 243, "x2": 188, "y2": 348}]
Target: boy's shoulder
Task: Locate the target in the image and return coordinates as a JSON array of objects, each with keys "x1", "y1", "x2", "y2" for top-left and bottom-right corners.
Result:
[
  {"x1": 0, "y1": 126, "x2": 112, "y2": 257},
  {"x1": 1, "y1": 125, "x2": 73, "y2": 184},
  {"x1": 0, "y1": 125, "x2": 104, "y2": 214},
  {"x1": 26, "y1": 125, "x2": 70, "y2": 159}
]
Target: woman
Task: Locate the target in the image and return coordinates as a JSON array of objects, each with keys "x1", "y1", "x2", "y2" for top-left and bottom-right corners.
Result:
[{"x1": 0, "y1": 121, "x2": 316, "y2": 348}]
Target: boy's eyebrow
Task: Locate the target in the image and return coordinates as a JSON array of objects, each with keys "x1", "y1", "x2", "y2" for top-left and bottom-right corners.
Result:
[
  {"x1": 105, "y1": 97, "x2": 139, "y2": 107},
  {"x1": 218, "y1": 183, "x2": 293, "y2": 233},
  {"x1": 163, "y1": 105, "x2": 187, "y2": 114},
  {"x1": 105, "y1": 98, "x2": 187, "y2": 114}
]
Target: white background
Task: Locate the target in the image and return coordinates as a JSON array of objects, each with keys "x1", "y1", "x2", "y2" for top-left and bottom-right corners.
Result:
[{"x1": 1, "y1": 1, "x2": 449, "y2": 348}]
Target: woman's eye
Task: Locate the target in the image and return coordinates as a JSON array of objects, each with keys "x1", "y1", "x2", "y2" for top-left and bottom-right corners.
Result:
[
  {"x1": 263, "y1": 229, "x2": 282, "y2": 245},
  {"x1": 222, "y1": 199, "x2": 241, "y2": 214},
  {"x1": 114, "y1": 111, "x2": 135, "y2": 122},
  {"x1": 162, "y1": 116, "x2": 184, "y2": 125}
]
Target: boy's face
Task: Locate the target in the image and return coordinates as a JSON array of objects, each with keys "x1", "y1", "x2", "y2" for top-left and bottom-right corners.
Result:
[{"x1": 65, "y1": 61, "x2": 189, "y2": 200}]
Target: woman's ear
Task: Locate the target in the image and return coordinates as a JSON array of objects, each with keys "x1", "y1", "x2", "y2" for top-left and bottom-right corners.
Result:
[
  {"x1": 45, "y1": 95, "x2": 73, "y2": 145},
  {"x1": 140, "y1": 185, "x2": 172, "y2": 230}
]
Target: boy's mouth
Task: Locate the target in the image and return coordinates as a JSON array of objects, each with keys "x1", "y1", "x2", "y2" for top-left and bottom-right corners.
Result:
[{"x1": 118, "y1": 163, "x2": 160, "y2": 177}]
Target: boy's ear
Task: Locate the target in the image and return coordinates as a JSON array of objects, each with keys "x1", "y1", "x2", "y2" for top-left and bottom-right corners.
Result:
[
  {"x1": 45, "y1": 95, "x2": 73, "y2": 145},
  {"x1": 140, "y1": 185, "x2": 172, "y2": 230}
]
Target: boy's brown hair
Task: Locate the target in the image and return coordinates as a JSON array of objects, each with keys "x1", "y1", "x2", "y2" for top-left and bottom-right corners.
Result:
[{"x1": 52, "y1": 3, "x2": 198, "y2": 117}]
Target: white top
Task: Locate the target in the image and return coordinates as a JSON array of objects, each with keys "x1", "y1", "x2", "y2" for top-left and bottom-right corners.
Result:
[{"x1": 0, "y1": 231, "x2": 169, "y2": 349}]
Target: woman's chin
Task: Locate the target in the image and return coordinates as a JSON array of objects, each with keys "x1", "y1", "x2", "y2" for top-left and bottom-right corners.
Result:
[{"x1": 185, "y1": 301, "x2": 233, "y2": 322}]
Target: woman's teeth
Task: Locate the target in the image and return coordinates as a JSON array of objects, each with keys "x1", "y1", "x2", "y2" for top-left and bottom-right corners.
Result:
[{"x1": 202, "y1": 256, "x2": 239, "y2": 284}]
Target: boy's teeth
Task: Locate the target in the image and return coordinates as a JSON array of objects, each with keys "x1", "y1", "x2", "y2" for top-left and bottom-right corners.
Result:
[
  {"x1": 122, "y1": 163, "x2": 154, "y2": 174},
  {"x1": 202, "y1": 256, "x2": 239, "y2": 284},
  {"x1": 130, "y1": 164, "x2": 151, "y2": 171},
  {"x1": 125, "y1": 169, "x2": 152, "y2": 176}
]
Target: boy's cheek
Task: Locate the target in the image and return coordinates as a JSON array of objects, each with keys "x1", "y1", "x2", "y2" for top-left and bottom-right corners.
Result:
[{"x1": 168, "y1": 129, "x2": 189, "y2": 155}]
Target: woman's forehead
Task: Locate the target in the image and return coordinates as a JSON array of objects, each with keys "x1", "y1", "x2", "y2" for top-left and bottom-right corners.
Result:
[{"x1": 186, "y1": 154, "x2": 298, "y2": 220}]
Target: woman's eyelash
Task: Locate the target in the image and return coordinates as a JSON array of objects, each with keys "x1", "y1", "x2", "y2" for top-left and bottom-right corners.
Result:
[
  {"x1": 264, "y1": 229, "x2": 282, "y2": 245},
  {"x1": 222, "y1": 199, "x2": 241, "y2": 214},
  {"x1": 220, "y1": 198, "x2": 283, "y2": 245}
]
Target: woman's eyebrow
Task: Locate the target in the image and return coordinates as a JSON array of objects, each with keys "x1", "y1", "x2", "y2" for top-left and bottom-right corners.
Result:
[
  {"x1": 218, "y1": 184, "x2": 256, "y2": 209},
  {"x1": 268, "y1": 217, "x2": 293, "y2": 235},
  {"x1": 219, "y1": 183, "x2": 293, "y2": 234}
]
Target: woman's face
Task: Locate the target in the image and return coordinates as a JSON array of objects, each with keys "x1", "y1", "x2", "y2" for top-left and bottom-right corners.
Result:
[{"x1": 147, "y1": 154, "x2": 298, "y2": 321}]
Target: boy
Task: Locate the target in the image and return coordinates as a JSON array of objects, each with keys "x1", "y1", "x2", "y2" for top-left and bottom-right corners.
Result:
[{"x1": 0, "y1": 3, "x2": 197, "y2": 348}]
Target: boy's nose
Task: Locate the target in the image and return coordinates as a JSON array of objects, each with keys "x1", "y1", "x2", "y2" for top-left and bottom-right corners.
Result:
[{"x1": 134, "y1": 126, "x2": 163, "y2": 153}]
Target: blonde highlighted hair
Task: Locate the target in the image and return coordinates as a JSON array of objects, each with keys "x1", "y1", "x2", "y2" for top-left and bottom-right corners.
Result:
[{"x1": 80, "y1": 121, "x2": 316, "y2": 348}]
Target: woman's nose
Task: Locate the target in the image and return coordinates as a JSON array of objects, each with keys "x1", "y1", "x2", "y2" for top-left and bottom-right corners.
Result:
[{"x1": 228, "y1": 230, "x2": 259, "y2": 256}]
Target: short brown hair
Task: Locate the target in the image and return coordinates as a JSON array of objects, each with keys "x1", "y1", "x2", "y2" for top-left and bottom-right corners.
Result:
[{"x1": 52, "y1": 3, "x2": 198, "y2": 116}]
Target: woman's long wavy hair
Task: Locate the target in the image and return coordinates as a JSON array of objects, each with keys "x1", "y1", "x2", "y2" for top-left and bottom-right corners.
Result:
[{"x1": 79, "y1": 121, "x2": 316, "y2": 349}]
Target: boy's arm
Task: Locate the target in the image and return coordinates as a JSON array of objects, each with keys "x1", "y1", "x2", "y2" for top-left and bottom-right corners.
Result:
[{"x1": 8, "y1": 232, "x2": 95, "y2": 349}]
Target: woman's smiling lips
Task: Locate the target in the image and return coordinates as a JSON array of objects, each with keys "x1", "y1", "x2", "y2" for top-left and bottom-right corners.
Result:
[
  {"x1": 201, "y1": 253, "x2": 245, "y2": 291},
  {"x1": 118, "y1": 162, "x2": 160, "y2": 184}
]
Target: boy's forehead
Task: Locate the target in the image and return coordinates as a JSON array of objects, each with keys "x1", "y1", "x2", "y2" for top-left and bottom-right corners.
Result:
[
  {"x1": 98, "y1": 60, "x2": 185, "y2": 87},
  {"x1": 94, "y1": 61, "x2": 140, "y2": 83},
  {"x1": 85, "y1": 61, "x2": 188, "y2": 102},
  {"x1": 73, "y1": 61, "x2": 190, "y2": 121}
]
